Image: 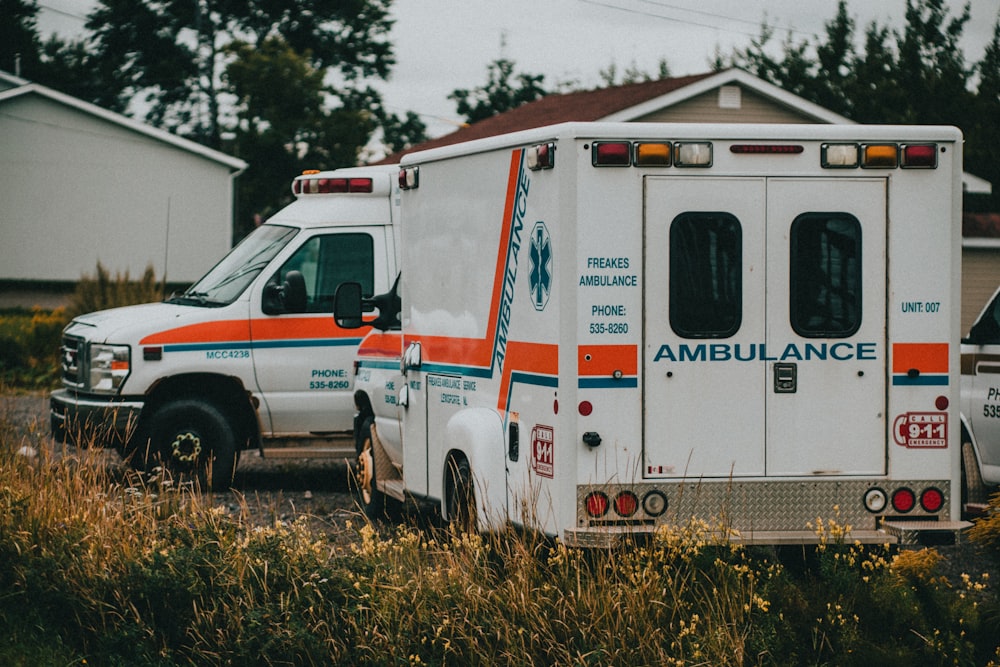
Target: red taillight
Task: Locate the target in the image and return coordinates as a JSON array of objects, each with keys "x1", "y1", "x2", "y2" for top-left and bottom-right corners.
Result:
[
  {"x1": 901, "y1": 143, "x2": 937, "y2": 168},
  {"x1": 585, "y1": 491, "x2": 609, "y2": 518},
  {"x1": 614, "y1": 491, "x2": 639, "y2": 517},
  {"x1": 920, "y1": 487, "x2": 944, "y2": 513},
  {"x1": 592, "y1": 141, "x2": 631, "y2": 166},
  {"x1": 891, "y1": 488, "x2": 916, "y2": 513}
]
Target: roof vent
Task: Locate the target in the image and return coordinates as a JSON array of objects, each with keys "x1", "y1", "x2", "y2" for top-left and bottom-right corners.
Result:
[{"x1": 718, "y1": 85, "x2": 742, "y2": 110}]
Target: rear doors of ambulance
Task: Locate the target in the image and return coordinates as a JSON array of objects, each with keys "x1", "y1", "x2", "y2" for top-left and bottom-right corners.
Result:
[{"x1": 643, "y1": 177, "x2": 886, "y2": 478}]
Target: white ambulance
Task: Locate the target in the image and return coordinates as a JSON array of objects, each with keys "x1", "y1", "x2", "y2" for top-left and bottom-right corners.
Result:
[
  {"x1": 50, "y1": 164, "x2": 400, "y2": 487},
  {"x1": 336, "y1": 122, "x2": 968, "y2": 545},
  {"x1": 959, "y1": 288, "x2": 1000, "y2": 509}
]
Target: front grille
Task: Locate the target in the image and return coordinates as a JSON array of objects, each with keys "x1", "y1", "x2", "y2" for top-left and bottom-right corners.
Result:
[{"x1": 60, "y1": 335, "x2": 84, "y2": 388}]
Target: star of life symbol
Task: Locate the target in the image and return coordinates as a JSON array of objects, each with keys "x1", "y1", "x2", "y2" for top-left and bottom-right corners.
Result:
[{"x1": 528, "y1": 221, "x2": 551, "y2": 311}]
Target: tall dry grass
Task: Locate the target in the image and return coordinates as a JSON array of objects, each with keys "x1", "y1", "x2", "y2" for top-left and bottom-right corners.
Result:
[{"x1": 1, "y1": 396, "x2": 999, "y2": 665}]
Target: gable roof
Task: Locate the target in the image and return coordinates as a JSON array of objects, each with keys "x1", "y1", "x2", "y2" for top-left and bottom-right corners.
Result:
[
  {"x1": 375, "y1": 68, "x2": 856, "y2": 165},
  {"x1": 0, "y1": 70, "x2": 246, "y2": 172}
]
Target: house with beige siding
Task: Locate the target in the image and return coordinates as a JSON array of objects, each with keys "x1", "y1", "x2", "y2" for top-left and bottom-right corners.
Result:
[
  {"x1": 379, "y1": 68, "x2": 995, "y2": 332},
  {"x1": 0, "y1": 70, "x2": 246, "y2": 308}
]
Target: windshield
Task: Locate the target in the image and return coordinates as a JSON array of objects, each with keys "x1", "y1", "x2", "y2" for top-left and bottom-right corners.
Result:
[{"x1": 169, "y1": 225, "x2": 299, "y2": 306}]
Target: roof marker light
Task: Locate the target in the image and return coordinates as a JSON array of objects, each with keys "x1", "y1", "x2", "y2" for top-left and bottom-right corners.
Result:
[
  {"x1": 634, "y1": 142, "x2": 671, "y2": 166},
  {"x1": 674, "y1": 142, "x2": 713, "y2": 167},
  {"x1": 730, "y1": 144, "x2": 804, "y2": 155},
  {"x1": 821, "y1": 143, "x2": 859, "y2": 168},
  {"x1": 527, "y1": 142, "x2": 556, "y2": 170},
  {"x1": 862, "y1": 143, "x2": 898, "y2": 168},
  {"x1": 398, "y1": 166, "x2": 419, "y2": 190},
  {"x1": 592, "y1": 141, "x2": 631, "y2": 166},
  {"x1": 901, "y1": 143, "x2": 938, "y2": 168}
]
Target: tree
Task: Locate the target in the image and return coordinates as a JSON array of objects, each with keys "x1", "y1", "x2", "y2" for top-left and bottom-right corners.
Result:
[
  {"x1": 0, "y1": 0, "x2": 41, "y2": 77},
  {"x1": 67, "y1": 0, "x2": 398, "y2": 237},
  {"x1": 449, "y1": 55, "x2": 547, "y2": 124},
  {"x1": 967, "y1": 19, "x2": 1000, "y2": 211},
  {"x1": 599, "y1": 58, "x2": 671, "y2": 86}
]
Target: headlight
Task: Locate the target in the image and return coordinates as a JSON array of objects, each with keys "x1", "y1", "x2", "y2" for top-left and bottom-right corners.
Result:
[{"x1": 89, "y1": 343, "x2": 131, "y2": 393}]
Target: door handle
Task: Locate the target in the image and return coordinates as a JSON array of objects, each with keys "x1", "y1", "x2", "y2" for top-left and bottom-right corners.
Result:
[{"x1": 774, "y1": 362, "x2": 797, "y2": 393}]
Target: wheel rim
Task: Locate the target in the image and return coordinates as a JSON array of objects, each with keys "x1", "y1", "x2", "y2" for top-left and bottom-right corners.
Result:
[
  {"x1": 358, "y1": 443, "x2": 374, "y2": 504},
  {"x1": 170, "y1": 431, "x2": 203, "y2": 464}
]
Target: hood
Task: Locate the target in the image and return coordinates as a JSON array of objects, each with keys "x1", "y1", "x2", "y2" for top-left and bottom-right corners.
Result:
[{"x1": 64, "y1": 301, "x2": 245, "y2": 344}]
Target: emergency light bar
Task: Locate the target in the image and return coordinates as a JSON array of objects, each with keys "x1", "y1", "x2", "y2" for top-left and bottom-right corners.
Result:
[
  {"x1": 292, "y1": 176, "x2": 373, "y2": 195},
  {"x1": 577, "y1": 139, "x2": 939, "y2": 172}
]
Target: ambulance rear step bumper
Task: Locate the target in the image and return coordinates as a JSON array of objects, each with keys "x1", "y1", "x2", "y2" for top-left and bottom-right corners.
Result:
[
  {"x1": 880, "y1": 520, "x2": 973, "y2": 546},
  {"x1": 563, "y1": 522, "x2": 972, "y2": 548}
]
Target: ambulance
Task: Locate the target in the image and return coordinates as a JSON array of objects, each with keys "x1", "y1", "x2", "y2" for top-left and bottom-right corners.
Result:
[
  {"x1": 959, "y1": 288, "x2": 1000, "y2": 510},
  {"x1": 50, "y1": 164, "x2": 401, "y2": 487},
  {"x1": 335, "y1": 122, "x2": 969, "y2": 545}
]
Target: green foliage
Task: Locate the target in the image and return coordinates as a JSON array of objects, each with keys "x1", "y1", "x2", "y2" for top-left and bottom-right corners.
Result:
[
  {"x1": 0, "y1": 262, "x2": 164, "y2": 389},
  {"x1": 0, "y1": 307, "x2": 66, "y2": 388},
  {"x1": 449, "y1": 54, "x2": 548, "y2": 124},
  {"x1": 68, "y1": 261, "x2": 163, "y2": 319}
]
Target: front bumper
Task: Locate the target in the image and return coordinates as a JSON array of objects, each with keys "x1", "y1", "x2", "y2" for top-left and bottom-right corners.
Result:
[{"x1": 50, "y1": 388, "x2": 144, "y2": 449}]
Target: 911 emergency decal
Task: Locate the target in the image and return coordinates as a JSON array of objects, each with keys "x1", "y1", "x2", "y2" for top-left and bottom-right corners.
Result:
[
  {"x1": 531, "y1": 424, "x2": 554, "y2": 478},
  {"x1": 893, "y1": 412, "x2": 947, "y2": 448}
]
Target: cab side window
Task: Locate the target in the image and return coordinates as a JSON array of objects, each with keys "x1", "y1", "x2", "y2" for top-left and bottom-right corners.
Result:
[
  {"x1": 273, "y1": 233, "x2": 374, "y2": 313},
  {"x1": 669, "y1": 213, "x2": 742, "y2": 338},
  {"x1": 789, "y1": 214, "x2": 862, "y2": 337}
]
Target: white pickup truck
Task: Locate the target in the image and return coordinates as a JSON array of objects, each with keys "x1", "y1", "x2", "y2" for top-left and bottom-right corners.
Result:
[{"x1": 960, "y1": 287, "x2": 1000, "y2": 511}]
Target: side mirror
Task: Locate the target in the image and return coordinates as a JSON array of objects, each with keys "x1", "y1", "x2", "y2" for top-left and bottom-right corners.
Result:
[
  {"x1": 334, "y1": 282, "x2": 364, "y2": 328},
  {"x1": 281, "y1": 270, "x2": 308, "y2": 313},
  {"x1": 263, "y1": 270, "x2": 308, "y2": 314}
]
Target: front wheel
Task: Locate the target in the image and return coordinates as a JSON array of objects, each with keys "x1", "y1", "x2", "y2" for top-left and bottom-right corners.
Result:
[{"x1": 136, "y1": 399, "x2": 238, "y2": 490}]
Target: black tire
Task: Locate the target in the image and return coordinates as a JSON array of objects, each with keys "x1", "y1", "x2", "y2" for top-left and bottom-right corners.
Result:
[
  {"x1": 446, "y1": 456, "x2": 476, "y2": 533},
  {"x1": 355, "y1": 434, "x2": 386, "y2": 521},
  {"x1": 139, "y1": 399, "x2": 238, "y2": 490}
]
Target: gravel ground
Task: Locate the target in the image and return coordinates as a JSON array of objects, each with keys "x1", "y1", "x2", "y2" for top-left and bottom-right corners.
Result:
[
  {"x1": 3, "y1": 390, "x2": 998, "y2": 582},
  {"x1": 1, "y1": 391, "x2": 368, "y2": 544}
]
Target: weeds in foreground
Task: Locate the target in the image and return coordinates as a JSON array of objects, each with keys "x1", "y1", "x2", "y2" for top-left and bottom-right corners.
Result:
[{"x1": 1, "y1": 407, "x2": 999, "y2": 665}]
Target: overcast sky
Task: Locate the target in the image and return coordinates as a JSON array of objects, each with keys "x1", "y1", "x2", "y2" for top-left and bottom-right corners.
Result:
[{"x1": 38, "y1": 0, "x2": 1000, "y2": 138}]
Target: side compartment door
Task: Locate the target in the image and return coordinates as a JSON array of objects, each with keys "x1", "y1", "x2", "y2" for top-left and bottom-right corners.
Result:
[
  {"x1": 644, "y1": 178, "x2": 767, "y2": 478},
  {"x1": 764, "y1": 179, "x2": 886, "y2": 475},
  {"x1": 251, "y1": 228, "x2": 391, "y2": 434}
]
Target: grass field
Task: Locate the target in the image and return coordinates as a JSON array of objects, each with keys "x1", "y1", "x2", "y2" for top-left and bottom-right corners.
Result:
[{"x1": 2, "y1": 400, "x2": 1000, "y2": 666}]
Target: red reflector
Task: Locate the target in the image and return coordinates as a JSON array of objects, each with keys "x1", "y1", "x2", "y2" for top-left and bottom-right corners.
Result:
[
  {"x1": 901, "y1": 144, "x2": 937, "y2": 168},
  {"x1": 585, "y1": 491, "x2": 609, "y2": 518},
  {"x1": 578, "y1": 401, "x2": 593, "y2": 416},
  {"x1": 891, "y1": 488, "x2": 915, "y2": 513},
  {"x1": 730, "y1": 144, "x2": 804, "y2": 155},
  {"x1": 920, "y1": 487, "x2": 944, "y2": 513},
  {"x1": 592, "y1": 141, "x2": 631, "y2": 166},
  {"x1": 614, "y1": 491, "x2": 639, "y2": 517}
]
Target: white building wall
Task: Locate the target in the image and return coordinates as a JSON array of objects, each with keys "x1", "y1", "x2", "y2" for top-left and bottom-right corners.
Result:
[{"x1": 0, "y1": 94, "x2": 238, "y2": 285}]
